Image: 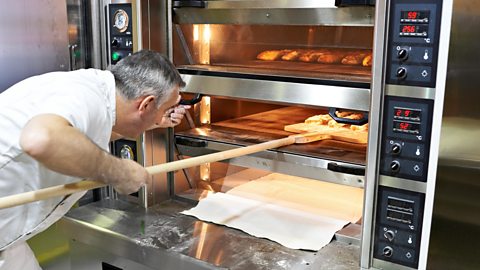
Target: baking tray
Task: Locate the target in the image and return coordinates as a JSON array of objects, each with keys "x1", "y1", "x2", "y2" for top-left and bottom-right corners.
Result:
[{"x1": 178, "y1": 60, "x2": 371, "y2": 84}]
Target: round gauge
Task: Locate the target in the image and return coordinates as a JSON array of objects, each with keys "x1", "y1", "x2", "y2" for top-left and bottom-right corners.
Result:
[
  {"x1": 120, "y1": 145, "x2": 134, "y2": 160},
  {"x1": 113, "y1": 9, "x2": 129, "y2": 33}
]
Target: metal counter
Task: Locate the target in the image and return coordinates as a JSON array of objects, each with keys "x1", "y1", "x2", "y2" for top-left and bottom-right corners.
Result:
[{"x1": 60, "y1": 199, "x2": 360, "y2": 270}]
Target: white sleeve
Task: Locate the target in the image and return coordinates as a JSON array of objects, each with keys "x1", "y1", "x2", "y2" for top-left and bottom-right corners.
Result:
[{"x1": 34, "y1": 86, "x2": 111, "y2": 149}]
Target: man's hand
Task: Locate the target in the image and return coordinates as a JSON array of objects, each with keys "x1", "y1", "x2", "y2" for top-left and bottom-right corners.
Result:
[
  {"x1": 108, "y1": 159, "x2": 150, "y2": 194},
  {"x1": 154, "y1": 104, "x2": 191, "y2": 128}
]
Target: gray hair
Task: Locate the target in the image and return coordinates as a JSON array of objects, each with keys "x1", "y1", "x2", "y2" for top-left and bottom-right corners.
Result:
[{"x1": 110, "y1": 50, "x2": 185, "y2": 107}]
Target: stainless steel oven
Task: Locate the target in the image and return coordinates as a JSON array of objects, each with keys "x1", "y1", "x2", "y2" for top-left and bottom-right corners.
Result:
[{"x1": 56, "y1": 1, "x2": 480, "y2": 269}]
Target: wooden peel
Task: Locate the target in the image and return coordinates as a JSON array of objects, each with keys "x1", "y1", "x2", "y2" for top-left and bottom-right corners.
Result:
[
  {"x1": 0, "y1": 132, "x2": 333, "y2": 209},
  {"x1": 284, "y1": 123, "x2": 368, "y2": 144}
]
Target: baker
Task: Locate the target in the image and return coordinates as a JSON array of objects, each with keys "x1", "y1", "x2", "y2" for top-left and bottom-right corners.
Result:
[{"x1": 0, "y1": 50, "x2": 190, "y2": 269}]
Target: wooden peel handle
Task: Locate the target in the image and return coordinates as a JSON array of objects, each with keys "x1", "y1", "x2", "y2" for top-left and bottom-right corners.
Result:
[{"x1": 0, "y1": 136, "x2": 296, "y2": 209}]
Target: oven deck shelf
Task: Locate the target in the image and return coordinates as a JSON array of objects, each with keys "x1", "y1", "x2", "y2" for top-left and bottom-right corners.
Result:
[
  {"x1": 179, "y1": 60, "x2": 371, "y2": 86},
  {"x1": 175, "y1": 107, "x2": 367, "y2": 166}
]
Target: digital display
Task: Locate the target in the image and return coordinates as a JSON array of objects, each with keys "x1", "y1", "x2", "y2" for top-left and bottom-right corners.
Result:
[
  {"x1": 399, "y1": 24, "x2": 428, "y2": 37},
  {"x1": 393, "y1": 120, "x2": 421, "y2": 134},
  {"x1": 393, "y1": 107, "x2": 421, "y2": 120},
  {"x1": 400, "y1": 10, "x2": 430, "y2": 23}
]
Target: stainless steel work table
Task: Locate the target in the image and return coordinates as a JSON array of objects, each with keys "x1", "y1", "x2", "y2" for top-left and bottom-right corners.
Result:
[{"x1": 59, "y1": 199, "x2": 360, "y2": 270}]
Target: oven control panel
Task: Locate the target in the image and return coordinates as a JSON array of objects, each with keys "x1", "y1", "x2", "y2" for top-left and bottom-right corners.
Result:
[
  {"x1": 108, "y1": 3, "x2": 134, "y2": 65},
  {"x1": 372, "y1": 0, "x2": 443, "y2": 269},
  {"x1": 385, "y1": 1, "x2": 441, "y2": 88},
  {"x1": 374, "y1": 187, "x2": 425, "y2": 268},
  {"x1": 379, "y1": 97, "x2": 433, "y2": 182}
]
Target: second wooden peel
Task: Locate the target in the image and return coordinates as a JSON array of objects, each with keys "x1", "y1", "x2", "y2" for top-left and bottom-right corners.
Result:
[
  {"x1": 284, "y1": 123, "x2": 368, "y2": 144},
  {"x1": 0, "y1": 132, "x2": 331, "y2": 210}
]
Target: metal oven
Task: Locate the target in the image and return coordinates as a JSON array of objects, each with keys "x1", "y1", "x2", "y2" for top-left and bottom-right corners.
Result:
[
  {"x1": 148, "y1": 0, "x2": 374, "y2": 205},
  {"x1": 57, "y1": 1, "x2": 480, "y2": 269}
]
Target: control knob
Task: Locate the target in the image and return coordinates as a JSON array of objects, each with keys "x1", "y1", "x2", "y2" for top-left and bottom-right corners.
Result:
[
  {"x1": 390, "y1": 160, "x2": 401, "y2": 173},
  {"x1": 111, "y1": 38, "x2": 120, "y2": 48},
  {"x1": 384, "y1": 230, "x2": 396, "y2": 242},
  {"x1": 396, "y1": 67, "x2": 408, "y2": 80},
  {"x1": 391, "y1": 143, "x2": 402, "y2": 155},
  {"x1": 397, "y1": 48, "x2": 409, "y2": 61},
  {"x1": 383, "y1": 246, "x2": 394, "y2": 258}
]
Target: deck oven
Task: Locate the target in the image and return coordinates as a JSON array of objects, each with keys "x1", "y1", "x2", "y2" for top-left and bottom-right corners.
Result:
[{"x1": 57, "y1": 1, "x2": 480, "y2": 269}]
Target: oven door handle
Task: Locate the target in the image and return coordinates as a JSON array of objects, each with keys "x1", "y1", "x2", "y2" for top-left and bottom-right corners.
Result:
[
  {"x1": 179, "y1": 93, "x2": 203, "y2": 105},
  {"x1": 173, "y1": 0, "x2": 206, "y2": 8},
  {"x1": 175, "y1": 136, "x2": 208, "y2": 148},
  {"x1": 327, "y1": 162, "x2": 365, "y2": 176},
  {"x1": 328, "y1": 108, "x2": 369, "y2": 125}
]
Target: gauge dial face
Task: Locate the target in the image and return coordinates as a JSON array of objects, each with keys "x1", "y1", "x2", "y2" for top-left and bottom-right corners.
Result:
[
  {"x1": 113, "y1": 9, "x2": 129, "y2": 33},
  {"x1": 120, "y1": 145, "x2": 134, "y2": 160}
]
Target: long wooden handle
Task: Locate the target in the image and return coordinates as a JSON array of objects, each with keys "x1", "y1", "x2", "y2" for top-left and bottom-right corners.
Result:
[{"x1": 0, "y1": 136, "x2": 296, "y2": 209}]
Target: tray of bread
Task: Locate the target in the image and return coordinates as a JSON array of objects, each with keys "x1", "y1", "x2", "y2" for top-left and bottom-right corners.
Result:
[
  {"x1": 284, "y1": 111, "x2": 369, "y2": 144},
  {"x1": 257, "y1": 48, "x2": 372, "y2": 67}
]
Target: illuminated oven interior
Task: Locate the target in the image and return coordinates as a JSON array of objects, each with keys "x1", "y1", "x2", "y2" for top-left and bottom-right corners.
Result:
[
  {"x1": 173, "y1": 24, "x2": 374, "y2": 83},
  {"x1": 172, "y1": 96, "x2": 367, "y2": 201}
]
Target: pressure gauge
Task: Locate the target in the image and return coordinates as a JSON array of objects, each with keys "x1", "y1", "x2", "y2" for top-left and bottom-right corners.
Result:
[
  {"x1": 113, "y1": 9, "x2": 129, "y2": 33},
  {"x1": 120, "y1": 145, "x2": 134, "y2": 160}
]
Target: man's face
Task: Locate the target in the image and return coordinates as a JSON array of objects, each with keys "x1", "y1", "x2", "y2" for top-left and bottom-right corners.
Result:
[
  {"x1": 114, "y1": 86, "x2": 182, "y2": 139},
  {"x1": 146, "y1": 86, "x2": 181, "y2": 130}
]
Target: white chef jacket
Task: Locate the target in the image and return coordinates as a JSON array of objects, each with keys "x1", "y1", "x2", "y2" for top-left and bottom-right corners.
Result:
[{"x1": 0, "y1": 69, "x2": 116, "y2": 264}]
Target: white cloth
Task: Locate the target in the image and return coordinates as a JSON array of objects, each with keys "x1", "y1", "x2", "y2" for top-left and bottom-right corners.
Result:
[
  {"x1": 0, "y1": 69, "x2": 116, "y2": 254},
  {"x1": 182, "y1": 173, "x2": 364, "y2": 250},
  {"x1": 0, "y1": 242, "x2": 41, "y2": 270}
]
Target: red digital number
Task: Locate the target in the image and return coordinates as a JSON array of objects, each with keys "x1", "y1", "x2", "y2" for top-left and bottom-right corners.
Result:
[
  {"x1": 396, "y1": 109, "x2": 402, "y2": 117},
  {"x1": 402, "y1": 25, "x2": 416, "y2": 33},
  {"x1": 408, "y1": 11, "x2": 418, "y2": 19},
  {"x1": 399, "y1": 122, "x2": 410, "y2": 130},
  {"x1": 404, "y1": 110, "x2": 411, "y2": 117}
]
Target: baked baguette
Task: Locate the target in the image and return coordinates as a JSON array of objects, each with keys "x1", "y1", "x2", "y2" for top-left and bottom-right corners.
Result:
[
  {"x1": 317, "y1": 51, "x2": 347, "y2": 64},
  {"x1": 281, "y1": 50, "x2": 302, "y2": 61},
  {"x1": 305, "y1": 114, "x2": 332, "y2": 125},
  {"x1": 341, "y1": 53, "x2": 368, "y2": 65},
  {"x1": 362, "y1": 53, "x2": 373, "y2": 67},
  {"x1": 351, "y1": 123, "x2": 369, "y2": 131},
  {"x1": 256, "y1": 50, "x2": 291, "y2": 61},
  {"x1": 298, "y1": 49, "x2": 329, "y2": 63},
  {"x1": 328, "y1": 119, "x2": 349, "y2": 129},
  {"x1": 303, "y1": 112, "x2": 368, "y2": 132}
]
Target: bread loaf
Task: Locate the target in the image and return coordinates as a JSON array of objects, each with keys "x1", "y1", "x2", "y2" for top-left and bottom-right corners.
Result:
[{"x1": 256, "y1": 50, "x2": 292, "y2": 61}]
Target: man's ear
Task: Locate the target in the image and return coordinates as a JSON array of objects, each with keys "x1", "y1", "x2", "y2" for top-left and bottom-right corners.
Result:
[{"x1": 137, "y1": 95, "x2": 156, "y2": 113}]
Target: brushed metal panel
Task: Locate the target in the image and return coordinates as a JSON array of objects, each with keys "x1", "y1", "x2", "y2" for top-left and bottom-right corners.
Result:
[
  {"x1": 174, "y1": 7, "x2": 374, "y2": 26},
  {"x1": 143, "y1": 0, "x2": 169, "y2": 53},
  {"x1": 176, "y1": 142, "x2": 365, "y2": 188},
  {"x1": 435, "y1": 0, "x2": 480, "y2": 226},
  {"x1": 360, "y1": 0, "x2": 388, "y2": 267},
  {"x1": 385, "y1": 85, "x2": 436, "y2": 100},
  {"x1": 67, "y1": 0, "x2": 87, "y2": 70},
  {"x1": 62, "y1": 199, "x2": 360, "y2": 270},
  {"x1": 0, "y1": 0, "x2": 69, "y2": 92},
  {"x1": 181, "y1": 75, "x2": 371, "y2": 111},
  {"x1": 205, "y1": 0, "x2": 341, "y2": 9}
]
